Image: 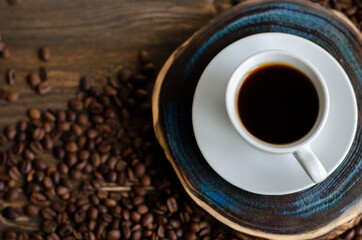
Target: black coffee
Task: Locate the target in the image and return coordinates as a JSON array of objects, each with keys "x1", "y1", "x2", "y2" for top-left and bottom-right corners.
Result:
[{"x1": 237, "y1": 63, "x2": 319, "y2": 144}]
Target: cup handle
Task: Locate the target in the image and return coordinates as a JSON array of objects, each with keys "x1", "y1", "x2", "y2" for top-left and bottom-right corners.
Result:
[{"x1": 293, "y1": 146, "x2": 328, "y2": 183}]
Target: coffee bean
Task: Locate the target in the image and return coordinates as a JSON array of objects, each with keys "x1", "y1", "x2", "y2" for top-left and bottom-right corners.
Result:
[
  {"x1": 65, "y1": 153, "x2": 78, "y2": 167},
  {"x1": 3, "y1": 231, "x2": 17, "y2": 240},
  {"x1": 30, "y1": 141, "x2": 44, "y2": 154},
  {"x1": 17, "y1": 121, "x2": 27, "y2": 133},
  {"x1": 2, "y1": 207, "x2": 19, "y2": 220},
  {"x1": 42, "y1": 220, "x2": 57, "y2": 233},
  {"x1": 28, "y1": 108, "x2": 41, "y2": 120},
  {"x1": 184, "y1": 231, "x2": 197, "y2": 240},
  {"x1": 140, "y1": 62, "x2": 155, "y2": 76},
  {"x1": 90, "y1": 102, "x2": 103, "y2": 114},
  {"x1": 39, "y1": 47, "x2": 51, "y2": 61},
  {"x1": 133, "y1": 186, "x2": 146, "y2": 196},
  {"x1": 107, "y1": 230, "x2": 121, "y2": 240},
  {"x1": 103, "y1": 85, "x2": 117, "y2": 96},
  {"x1": 43, "y1": 176, "x2": 53, "y2": 189},
  {"x1": 6, "y1": 68, "x2": 16, "y2": 85},
  {"x1": 28, "y1": 73, "x2": 42, "y2": 88},
  {"x1": 142, "y1": 212, "x2": 154, "y2": 227},
  {"x1": 131, "y1": 74, "x2": 148, "y2": 85},
  {"x1": 72, "y1": 124, "x2": 83, "y2": 137},
  {"x1": 0, "y1": 181, "x2": 5, "y2": 192},
  {"x1": 109, "y1": 76, "x2": 121, "y2": 89},
  {"x1": 69, "y1": 100, "x2": 83, "y2": 111},
  {"x1": 53, "y1": 146, "x2": 65, "y2": 160},
  {"x1": 25, "y1": 204, "x2": 39, "y2": 217},
  {"x1": 17, "y1": 232, "x2": 29, "y2": 240},
  {"x1": 103, "y1": 198, "x2": 117, "y2": 207},
  {"x1": 42, "y1": 134, "x2": 54, "y2": 151},
  {"x1": 157, "y1": 225, "x2": 166, "y2": 238},
  {"x1": 87, "y1": 207, "x2": 98, "y2": 220},
  {"x1": 41, "y1": 207, "x2": 57, "y2": 220},
  {"x1": 80, "y1": 76, "x2": 91, "y2": 91},
  {"x1": 134, "y1": 162, "x2": 146, "y2": 177},
  {"x1": 77, "y1": 113, "x2": 89, "y2": 126},
  {"x1": 70, "y1": 169, "x2": 82, "y2": 180},
  {"x1": 37, "y1": 81, "x2": 52, "y2": 95},
  {"x1": 2, "y1": 47, "x2": 10, "y2": 59},
  {"x1": 87, "y1": 129, "x2": 98, "y2": 139},
  {"x1": 8, "y1": 166, "x2": 21, "y2": 180},
  {"x1": 166, "y1": 197, "x2": 178, "y2": 213},
  {"x1": 190, "y1": 222, "x2": 201, "y2": 233},
  {"x1": 13, "y1": 143, "x2": 24, "y2": 155},
  {"x1": 97, "y1": 141, "x2": 111, "y2": 153},
  {"x1": 0, "y1": 87, "x2": 8, "y2": 100},
  {"x1": 132, "y1": 230, "x2": 142, "y2": 240},
  {"x1": 119, "y1": 221, "x2": 130, "y2": 239},
  {"x1": 342, "y1": 228, "x2": 356, "y2": 240},
  {"x1": 0, "y1": 133, "x2": 8, "y2": 146},
  {"x1": 138, "y1": 50, "x2": 151, "y2": 64},
  {"x1": 39, "y1": 67, "x2": 47, "y2": 81},
  {"x1": 6, "y1": 92, "x2": 18, "y2": 102},
  {"x1": 169, "y1": 218, "x2": 181, "y2": 229},
  {"x1": 118, "y1": 68, "x2": 132, "y2": 83},
  {"x1": 65, "y1": 141, "x2": 78, "y2": 153},
  {"x1": 136, "y1": 204, "x2": 148, "y2": 215},
  {"x1": 56, "y1": 185, "x2": 69, "y2": 196},
  {"x1": 30, "y1": 192, "x2": 47, "y2": 205},
  {"x1": 4, "y1": 188, "x2": 19, "y2": 201},
  {"x1": 135, "y1": 89, "x2": 148, "y2": 100}
]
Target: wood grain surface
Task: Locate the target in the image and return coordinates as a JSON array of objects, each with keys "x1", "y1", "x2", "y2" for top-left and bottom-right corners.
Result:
[{"x1": 0, "y1": 0, "x2": 360, "y2": 239}]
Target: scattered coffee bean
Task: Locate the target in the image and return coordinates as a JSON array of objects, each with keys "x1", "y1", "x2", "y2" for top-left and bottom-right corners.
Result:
[
  {"x1": 37, "y1": 81, "x2": 52, "y2": 94},
  {"x1": 138, "y1": 50, "x2": 151, "y2": 64},
  {"x1": 39, "y1": 47, "x2": 51, "y2": 61},
  {"x1": 0, "y1": 88, "x2": 8, "y2": 100},
  {"x1": 2, "y1": 207, "x2": 19, "y2": 220},
  {"x1": 28, "y1": 73, "x2": 42, "y2": 88},
  {"x1": 28, "y1": 108, "x2": 41, "y2": 120},
  {"x1": 6, "y1": 68, "x2": 16, "y2": 85},
  {"x1": 4, "y1": 188, "x2": 19, "y2": 201},
  {"x1": 39, "y1": 67, "x2": 47, "y2": 81},
  {"x1": 2, "y1": 47, "x2": 10, "y2": 59},
  {"x1": 6, "y1": 92, "x2": 18, "y2": 102}
]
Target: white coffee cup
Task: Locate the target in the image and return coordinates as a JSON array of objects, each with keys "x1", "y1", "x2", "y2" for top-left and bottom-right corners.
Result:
[{"x1": 225, "y1": 49, "x2": 329, "y2": 183}]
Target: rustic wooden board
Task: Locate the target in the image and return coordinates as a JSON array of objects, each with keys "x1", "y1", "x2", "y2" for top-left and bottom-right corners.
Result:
[
  {"x1": 153, "y1": 0, "x2": 361, "y2": 239},
  {"x1": 0, "y1": 0, "x2": 218, "y2": 126},
  {"x1": 0, "y1": 0, "x2": 360, "y2": 238}
]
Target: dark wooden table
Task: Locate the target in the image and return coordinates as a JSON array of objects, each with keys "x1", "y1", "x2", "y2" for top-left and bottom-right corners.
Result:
[
  {"x1": 0, "y1": 0, "x2": 221, "y2": 235},
  {"x1": 0, "y1": 0, "x2": 360, "y2": 238}
]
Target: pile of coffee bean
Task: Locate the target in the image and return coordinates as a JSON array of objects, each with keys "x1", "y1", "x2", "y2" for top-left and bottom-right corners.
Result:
[{"x1": 0, "y1": 49, "x2": 238, "y2": 239}]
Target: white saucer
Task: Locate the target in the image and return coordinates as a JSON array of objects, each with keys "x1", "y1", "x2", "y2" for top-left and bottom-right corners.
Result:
[{"x1": 192, "y1": 33, "x2": 358, "y2": 195}]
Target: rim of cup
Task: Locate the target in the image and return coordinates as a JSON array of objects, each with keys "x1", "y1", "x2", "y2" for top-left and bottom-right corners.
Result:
[{"x1": 225, "y1": 49, "x2": 329, "y2": 154}]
